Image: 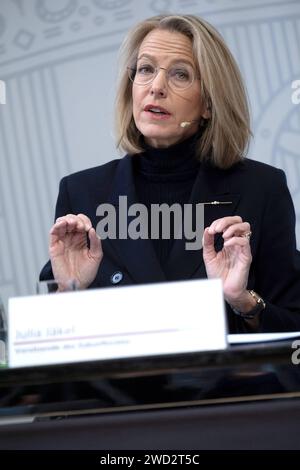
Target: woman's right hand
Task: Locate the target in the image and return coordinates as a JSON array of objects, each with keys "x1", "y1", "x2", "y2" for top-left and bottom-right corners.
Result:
[{"x1": 49, "y1": 213, "x2": 103, "y2": 290}]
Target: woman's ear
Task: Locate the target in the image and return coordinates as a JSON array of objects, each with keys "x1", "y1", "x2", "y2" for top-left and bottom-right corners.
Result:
[
  {"x1": 201, "y1": 111, "x2": 211, "y2": 121},
  {"x1": 201, "y1": 97, "x2": 212, "y2": 119},
  {"x1": 202, "y1": 105, "x2": 211, "y2": 119}
]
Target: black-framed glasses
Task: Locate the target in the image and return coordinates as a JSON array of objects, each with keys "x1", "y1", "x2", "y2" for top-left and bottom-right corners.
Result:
[{"x1": 127, "y1": 60, "x2": 198, "y2": 90}]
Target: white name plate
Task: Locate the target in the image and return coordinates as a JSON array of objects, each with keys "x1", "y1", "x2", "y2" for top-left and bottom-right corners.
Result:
[{"x1": 8, "y1": 278, "x2": 227, "y2": 368}]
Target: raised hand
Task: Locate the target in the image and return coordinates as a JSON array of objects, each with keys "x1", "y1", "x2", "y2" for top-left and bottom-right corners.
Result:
[
  {"x1": 49, "y1": 213, "x2": 103, "y2": 290},
  {"x1": 202, "y1": 216, "x2": 253, "y2": 308}
]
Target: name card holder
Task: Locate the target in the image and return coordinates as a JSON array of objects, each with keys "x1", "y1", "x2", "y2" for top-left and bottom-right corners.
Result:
[{"x1": 8, "y1": 278, "x2": 227, "y2": 368}]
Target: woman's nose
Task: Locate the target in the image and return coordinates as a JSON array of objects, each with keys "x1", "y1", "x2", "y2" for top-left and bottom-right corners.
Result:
[{"x1": 150, "y1": 69, "x2": 168, "y2": 97}]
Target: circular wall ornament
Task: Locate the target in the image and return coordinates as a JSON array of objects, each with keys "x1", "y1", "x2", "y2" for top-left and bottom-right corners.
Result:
[
  {"x1": 253, "y1": 87, "x2": 300, "y2": 243},
  {"x1": 275, "y1": 106, "x2": 300, "y2": 193},
  {"x1": 35, "y1": 0, "x2": 78, "y2": 23}
]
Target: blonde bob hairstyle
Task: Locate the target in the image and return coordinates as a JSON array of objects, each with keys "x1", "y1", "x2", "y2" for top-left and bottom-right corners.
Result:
[{"x1": 115, "y1": 14, "x2": 252, "y2": 169}]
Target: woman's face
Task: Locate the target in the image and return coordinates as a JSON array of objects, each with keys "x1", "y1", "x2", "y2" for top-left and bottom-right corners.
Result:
[{"x1": 132, "y1": 29, "x2": 209, "y2": 148}]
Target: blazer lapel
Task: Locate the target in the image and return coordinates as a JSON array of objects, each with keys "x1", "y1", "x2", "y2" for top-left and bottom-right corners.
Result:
[
  {"x1": 104, "y1": 155, "x2": 241, "y2": 283},
  {"x1": 106, "y1": 155, "x2": 166, "y2": 283},
  {"x1": 164, "y1": 163, "x2": 241, "y2": 280}
]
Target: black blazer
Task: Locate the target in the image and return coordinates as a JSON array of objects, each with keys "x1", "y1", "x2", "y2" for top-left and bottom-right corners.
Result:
[{"x1": 40, "y1": 155, "x2": 300, "y2": 333}]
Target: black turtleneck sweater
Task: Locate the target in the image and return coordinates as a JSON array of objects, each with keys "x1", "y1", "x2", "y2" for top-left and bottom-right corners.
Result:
[{"x1": 133, "y1": 135, "x2": 200, "y2": 273}]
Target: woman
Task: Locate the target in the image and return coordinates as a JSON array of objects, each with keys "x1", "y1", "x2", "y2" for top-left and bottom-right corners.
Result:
[{"x1": 40, "y1": 14, "x2": 300, "y2": 332}]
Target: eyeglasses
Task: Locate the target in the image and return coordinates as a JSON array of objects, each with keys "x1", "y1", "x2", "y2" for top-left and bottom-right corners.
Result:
[{"x1": 127, "y1": 60, "x2": 198, "y2": 90}]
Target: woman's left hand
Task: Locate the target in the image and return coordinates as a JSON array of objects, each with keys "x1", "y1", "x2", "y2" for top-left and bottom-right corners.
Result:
[{"x1": 202, "y1": 216, "x2": 252, "y2": 307}]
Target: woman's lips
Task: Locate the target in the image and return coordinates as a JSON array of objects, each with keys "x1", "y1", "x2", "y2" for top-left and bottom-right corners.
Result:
[
  {"x1": 143, "y1": 104, "x2": 172, "y2": 121},
  {"x1": 143, "y1": 110, "x2": 172, "y2": 121}
]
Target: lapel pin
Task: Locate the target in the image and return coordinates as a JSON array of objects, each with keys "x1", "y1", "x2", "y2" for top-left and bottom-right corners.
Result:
[
  {"x1": 202, "y1": 201, "x2": 232, "y2": 205},
  {"x1": 111, "y1": 271, "x2": 123, "y2": 284}
]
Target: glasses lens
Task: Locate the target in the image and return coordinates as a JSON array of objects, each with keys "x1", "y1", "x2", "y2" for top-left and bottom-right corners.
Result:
[
  {"x1": 132, "y1": 61, "x2": 156, "y2": 85},
  {"x1": 168, "y1": 64, "x2": 195, "y2": 89}
]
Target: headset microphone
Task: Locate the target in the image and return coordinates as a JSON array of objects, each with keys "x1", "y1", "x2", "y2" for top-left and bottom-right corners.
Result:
[{"x1": 180, "y1": 120, "x2": 199, "y2": 128}]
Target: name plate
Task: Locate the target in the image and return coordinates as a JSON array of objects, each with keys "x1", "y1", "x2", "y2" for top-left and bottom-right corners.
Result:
[{"x1": 8, "y1": 279, "x2": 227, "y2": 368}]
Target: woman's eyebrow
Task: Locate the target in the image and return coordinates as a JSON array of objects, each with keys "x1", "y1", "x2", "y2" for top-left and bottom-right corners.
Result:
[{"x1": 137, "y1": 53, "x2": 194, "y2": 66}]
